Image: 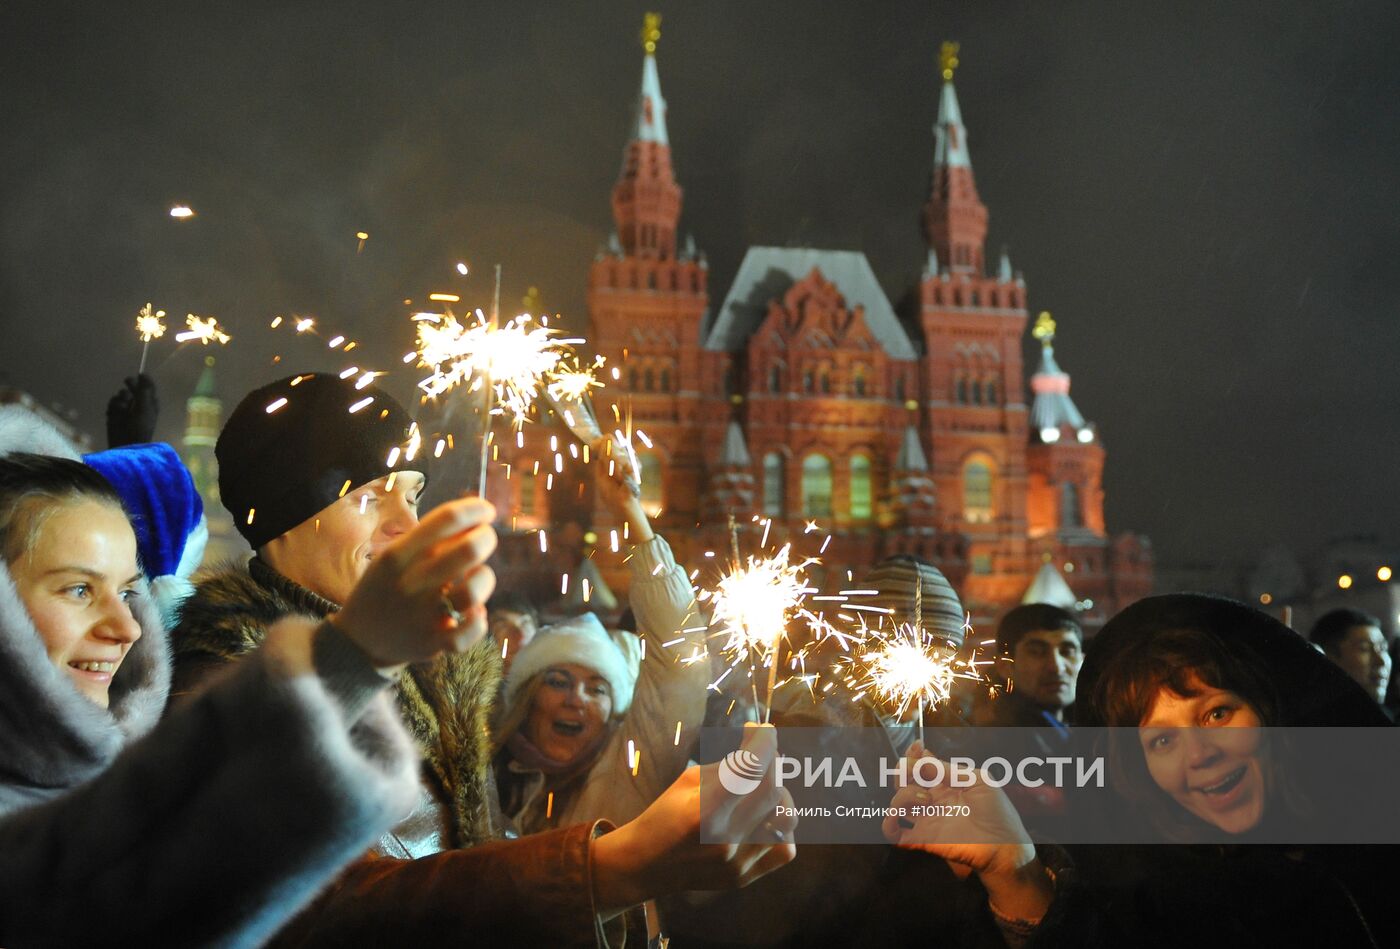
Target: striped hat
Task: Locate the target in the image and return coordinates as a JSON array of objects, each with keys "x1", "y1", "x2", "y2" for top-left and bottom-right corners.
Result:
[{"x1": 860, "y1": 556, "x2": 966, "y2": 647}]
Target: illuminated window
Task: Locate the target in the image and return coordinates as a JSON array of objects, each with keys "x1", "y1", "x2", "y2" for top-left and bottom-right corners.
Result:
[
  {"x1": 518, "y1": 469, "x2": 536, "y2": 517},
  {"x1": 801, "y1": 454, "x2": 832, "y2": 517},
  {"x1": 963, "y1": 457, "x2": 994, "y2": 523},
  {"x1": 762, "y1": 453, "x2": 785, "y2": 516},
  {"x1": 852, "y1": 365, "x2": 868, "y2": 397},
  {"x1": 849, "y1": 455, "x2": 872, "y2": 520}
]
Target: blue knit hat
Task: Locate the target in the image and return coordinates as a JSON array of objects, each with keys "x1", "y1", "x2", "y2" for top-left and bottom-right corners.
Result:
[{"x1": 84, "y1": 443, "x2": 207, "y2": 624}]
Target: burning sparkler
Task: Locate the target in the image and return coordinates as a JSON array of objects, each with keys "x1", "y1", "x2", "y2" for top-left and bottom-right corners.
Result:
[
  {"x1": 175, "y1": 313, "x2": 231, "y2": 346},
  {"x1": 134, "y1": 303, "x2": 166, "y2": 373},
  {"x1": 699, "y1": 530, "x2": 823, "y2": 723}
]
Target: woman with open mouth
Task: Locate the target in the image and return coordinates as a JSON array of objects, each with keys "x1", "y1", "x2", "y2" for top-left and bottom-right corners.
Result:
[{"x1": 886, "y1": 593, "x2": 1397, "y2": 948}]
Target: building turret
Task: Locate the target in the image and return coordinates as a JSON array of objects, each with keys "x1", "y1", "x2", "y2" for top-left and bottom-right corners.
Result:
[
  {"x1": 611, "y1": 12, "x2": 682, "y2": 260},
  {"x1": 1026, "y1": 312, "x2": 1105, "y2": 537},
  {"x1": 703, "y1": 420, "x2": 756, "y2": 519},
  {"x1": 922, "y1": 42, "x2": 989, "y2": 275},
  {"x1": 888, "y1": 423, "x2": 937, "y2": 530}
]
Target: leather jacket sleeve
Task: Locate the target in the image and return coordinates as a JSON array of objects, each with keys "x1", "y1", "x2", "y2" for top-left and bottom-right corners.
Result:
[{"x1": 269, "y1": 822, "x2": 619, "y2": 948}]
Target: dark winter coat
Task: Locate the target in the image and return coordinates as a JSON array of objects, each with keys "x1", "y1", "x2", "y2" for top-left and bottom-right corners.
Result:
[
  {"x1": 172, "y1": 558, "x2": 617, "y2": 948},
  {"x1": 0, "y1": 511, "x2": 419, "y2": 948},
  {"x1": 1002, "y1": 594, "x2": 1400, "y2": 948}
]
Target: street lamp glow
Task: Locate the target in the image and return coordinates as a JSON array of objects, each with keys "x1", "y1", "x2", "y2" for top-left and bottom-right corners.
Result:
[
  {"x1": 1077, "y1": 428, "x2": 1094, "y2": 443},
  {"x1": 1338, "y1": 574, "x2": 1354, "y2": 590},
  {"x1": 169, "y1": 205, "x2": 195, "y2": 219},
  {"x1": 1040, "y1": 427, "x2": 1061, "y2": 443},
  {"x1": 456, "y1": 262, "x2": 470, "y2": 275},
  {"x1": 1379, "y1": 566, "x2": 1393, "y2": 582}
]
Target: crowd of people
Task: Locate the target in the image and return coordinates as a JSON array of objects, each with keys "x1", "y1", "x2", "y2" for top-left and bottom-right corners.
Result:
[{"x1": 1, "y1": 369, "x2": 1396, "y2": 947}]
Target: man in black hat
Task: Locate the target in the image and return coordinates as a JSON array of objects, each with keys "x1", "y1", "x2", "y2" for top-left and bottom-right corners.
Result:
[{"x1": 170, "y1": 371, "x2": 798, "y2": 947}]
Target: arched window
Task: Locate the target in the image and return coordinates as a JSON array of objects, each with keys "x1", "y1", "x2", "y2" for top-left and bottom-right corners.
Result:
[
  {"x1": 769, "y1": 365, "x2": 781, "y2": 393},
  {"x1": 819, "y1": 367, "x2": 832, "y2": 394},
  {"x1": 660, "y1": 367, "x2": 672, "y2": 392},
  {"x1": 1060, "y1": 481, "x2": 1082, "y2": 528},
  {"x1": 643, "y1": 368, "x2": 655, "y2": 392},
  {"x1": 803, "y1": 368, "x2": 815, "y2": 393},
  {"x1": 638, "y1": 453, "x2": 664, "y2": 515},
  {"x1": 518, "y1": 468, "x2": 536, "y2": 517},
  {"x1": 628, "y1": 367, "x2": 639, "y2": 392},
  {"x1": 762, "y1": 452, "x2": 785, "y2": 516},
  {"x1": 971, "y1": 380, "x2": 984, "y2": 406},
  {"x1": 852, "y1": 365, "x2": 868, "y2": 397},
  {"x1": 801, "y1": 454, "x2": 832, "y2": 517},
  {"x1": 955, "y1": 376, "x2": 968, "y2": 404},
  {"x1": 985, "y1": 379, "x2": 999, "y2": 405},
  {"x1": 962, "y1": 457, "x2": 995, "y2": 523},
  {"x1": 849, "y1": 455, "x2": 872, "y2": 520}
]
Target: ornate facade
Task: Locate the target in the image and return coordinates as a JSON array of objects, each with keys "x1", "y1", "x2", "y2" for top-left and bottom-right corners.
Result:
[{"x1": 499, "y1": 33, "x2": 1152, "y2": 628}]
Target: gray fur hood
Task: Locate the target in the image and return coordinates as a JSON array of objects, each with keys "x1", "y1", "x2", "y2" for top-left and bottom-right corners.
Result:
[{"x1": 0, "y1": 405, "x2": 170, "y2": 807}]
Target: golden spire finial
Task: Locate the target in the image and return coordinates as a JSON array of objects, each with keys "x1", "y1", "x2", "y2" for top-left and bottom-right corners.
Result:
[
  {"x1": 641, "y1": 12, "x2": 662, "y2": 55},
  {"x1": 1032, "y1": 311, "x2": 1057, "y2": 345},
  {"x1": 940, "y1": 41, "x2": 960, "y2": 81}
]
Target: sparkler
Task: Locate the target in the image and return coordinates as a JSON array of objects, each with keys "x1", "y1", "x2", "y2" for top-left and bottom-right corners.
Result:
[
  {"x1": 134, "y1": 303, "x2": 166, "y2": 373},
  {"x1": 413, "y1": 263, "x2": 593, "y2": 496},
  {"x1": 175, "y1": 313, "x2": 231, "y2": 346},
  {"x1": 699, "y1": 532, "x2": 821, "y2": 723}
]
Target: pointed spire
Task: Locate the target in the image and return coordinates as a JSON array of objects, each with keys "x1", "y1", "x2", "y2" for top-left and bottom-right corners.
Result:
[
  {"x1": 633, "y1": 14, "x2": 670, "y2": 146},
  {"x1": 925, "y1": 246, "x2": 939, "y2": 276},
  {"x1": 1022, "y1": 560, "x2": 1077, "y2": 609},
  {"x1": 1029, "y1": 312, "x2": 1091, "y2": 443},
  {"x1": 923, "y1": 41, "x2": 988, "y2": 274},
  {"x1": 895, "y1": 424, "x2": 929, "y2": 472},
  {"x1": 997, "y1": 247, "x2": 1013, "y2": 282},
  {"x1": 719, "y1": 420, "x2": 753, "y2": 467},
  {"x1": 611, "y1": 13, "x2": 683, "y2": 260},
  {"x1": 193, "y1": 355, "x2": 217, "y2": 398},
  {"x1": 562, "y1": 556, "x2": 619, "y2": 613}
]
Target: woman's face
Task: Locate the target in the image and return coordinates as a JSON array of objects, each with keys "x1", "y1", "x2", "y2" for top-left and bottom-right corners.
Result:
[
  {"x1": 10, "y1": 500, "x2": 143, "y2": 708},
  {"x1": 1138, "y1": 673, "x2": 1266, "y2": 834},
  {"x1": 523, "y1": 663, "x2": 613, "y2": 764}
]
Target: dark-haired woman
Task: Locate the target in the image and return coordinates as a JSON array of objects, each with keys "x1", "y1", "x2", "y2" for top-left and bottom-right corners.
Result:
[
  {"x1": 885, "y1": 594, "x2": 1397, "y2": 947},
  {"x1": 0, "y1": 411, "x2": 504, "y2": 946}
]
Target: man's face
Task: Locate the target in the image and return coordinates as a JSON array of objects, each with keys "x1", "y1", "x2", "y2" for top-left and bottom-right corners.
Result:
[
  {"x1": 1328, "y1": 624, "x2": 1391, "y2": 704},
  {"x1": 261, "y1": 471, "x2": 425, "y2": 604},
  {"x1": 1009, "y1": 628, "x2": 1084, "y2": 712}
]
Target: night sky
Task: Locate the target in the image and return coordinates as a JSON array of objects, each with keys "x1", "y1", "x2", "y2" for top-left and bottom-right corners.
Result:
[{"x1": 2, "y1": 0, "x2": 1397, "y2": 570}]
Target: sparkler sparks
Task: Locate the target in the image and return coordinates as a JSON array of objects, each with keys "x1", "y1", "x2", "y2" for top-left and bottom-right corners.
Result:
[
  {"x1": 175, "y1": 314, "x2": 231, "y2": 346},
  {"x1": 699, "y1": 542, "x2": 818, "y2": 689},
  {"x1": 135, "y1": 303, "x2": 166, "y2": 342}
]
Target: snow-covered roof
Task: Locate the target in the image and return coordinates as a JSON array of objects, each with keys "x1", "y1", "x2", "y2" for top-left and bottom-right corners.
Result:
[
  {"x1": 703, "y1": 247, "x2": 916, "y2": 359},
  {"x1": 1029, "y1": 344, "x2": 1088, "y2": 436},
  {"x1": 719, "y1": 420, "x2": 753, "y2": 467},
  {"x1": 1022, "y1": 561, "x2": 1077, "y2": 609},
  {"x1": 895, "y1": 424, "x2": 929, "y2": 472}
]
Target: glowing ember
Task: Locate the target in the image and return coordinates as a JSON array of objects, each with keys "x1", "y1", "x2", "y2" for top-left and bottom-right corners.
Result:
[
  {"x1": 175, "y1": 314, "x2": 231, "y2": 345},
  {"x1": 701, "y1": 544, "x2": 814, "y2": 668},
  {"x1": 849, "y1": 625, "x2": 958, "y2": 719},
  {"x1": 135, "y1": 303, "x2": 167, "y2": 342}
]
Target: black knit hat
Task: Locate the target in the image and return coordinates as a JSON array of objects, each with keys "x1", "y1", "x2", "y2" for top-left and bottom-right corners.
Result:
[{"x1": 217, "y1": 374, "x2": 427, "y2": 549}]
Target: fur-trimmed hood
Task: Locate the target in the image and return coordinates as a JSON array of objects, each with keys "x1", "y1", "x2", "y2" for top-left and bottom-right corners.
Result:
[
  {"x1": 173, "y1": 559, "x2": 503, "y2": 846},
  {"x1": 0, "y1": 407, "x2": 170, "y2": 812}
]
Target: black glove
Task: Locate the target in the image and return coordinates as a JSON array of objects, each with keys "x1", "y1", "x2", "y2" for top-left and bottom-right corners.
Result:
[{"x1": 106, "y1": 374, "x2": 159, "y2": 448}]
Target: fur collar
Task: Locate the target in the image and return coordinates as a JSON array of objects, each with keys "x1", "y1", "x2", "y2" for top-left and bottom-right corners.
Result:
[
  {"x1": 0, "y1": 407, "x2": 170, "y2": 810},
  {"x1": 173, "y1": 559, "x2": 502, "y2": 846}
]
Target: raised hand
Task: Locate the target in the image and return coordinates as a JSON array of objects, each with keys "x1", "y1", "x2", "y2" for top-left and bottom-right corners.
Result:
[
  {"x1": 106, "y1": 374, "x2": 159, "y2": 448},
  {"x1": 591, "y1": 723, "x2": 797, "y2": 912},
  {"x1": 330, "y1": 497, "x2": 497, "y2": 672}
]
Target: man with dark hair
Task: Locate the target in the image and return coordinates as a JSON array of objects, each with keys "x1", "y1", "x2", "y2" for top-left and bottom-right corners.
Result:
[
  {"x1": 1311, "y1": 608, "x2": 1391, "y2": 707},
  {"x1": 994, "y1": 603, "x2": 1085, "y2": 726}
]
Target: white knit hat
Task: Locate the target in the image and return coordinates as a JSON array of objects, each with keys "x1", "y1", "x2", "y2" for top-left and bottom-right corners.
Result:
[{"x1": 504, "y1": 613, "x2": 642, "y2": 715}]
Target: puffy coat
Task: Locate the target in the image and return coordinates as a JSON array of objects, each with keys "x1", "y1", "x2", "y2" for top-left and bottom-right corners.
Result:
[
  {"x1": 496, "y1": 533, "x2": 708, "y2": 835},
  {"x1": 172, "y1": 558, "x2": 617, "y2": 948},
  {"x1": 0, "y1": 410, "x2": 419, "y2": 948}
]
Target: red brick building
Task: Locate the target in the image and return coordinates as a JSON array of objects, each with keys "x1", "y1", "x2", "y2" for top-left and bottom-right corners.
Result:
[{"x1": 500, "y1": 37, "x2": 1152, "y2": 629}]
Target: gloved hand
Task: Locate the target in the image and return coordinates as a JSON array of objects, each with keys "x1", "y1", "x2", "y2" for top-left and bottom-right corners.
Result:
[{"x1": 106, "y1": 374, "x2": 159, "y2": 448}]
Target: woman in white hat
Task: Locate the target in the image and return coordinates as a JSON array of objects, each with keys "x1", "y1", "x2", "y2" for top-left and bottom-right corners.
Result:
[{"x1": 494, "y1": 468, "x2": 707, "y2": 835}]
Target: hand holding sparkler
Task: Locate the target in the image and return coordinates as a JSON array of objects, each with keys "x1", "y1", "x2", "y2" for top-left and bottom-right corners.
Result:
[
  {"x1": 105, "y1": 375, "x2": 159, "y2": 448},
  {"x1": 883, "y1": 742, "x2": 1053, "y2": 922},
  {"x1": 134, "y1": 302, "x2": 166, "y2": 373}
]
